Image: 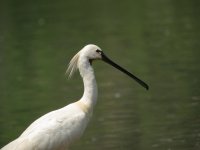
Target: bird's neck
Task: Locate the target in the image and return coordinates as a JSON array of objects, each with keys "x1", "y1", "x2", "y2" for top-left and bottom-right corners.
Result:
[{"x1": 79, "y1": 58, "x2": 98, "y2": 107}]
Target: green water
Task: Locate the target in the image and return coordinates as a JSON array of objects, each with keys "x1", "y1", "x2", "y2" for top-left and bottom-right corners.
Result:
[{"x1": 0, "y1": 0, "x2": 200, "y2": 150}]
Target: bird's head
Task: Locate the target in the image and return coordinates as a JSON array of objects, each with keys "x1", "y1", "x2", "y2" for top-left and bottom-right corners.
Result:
[
  {"x1": 67, "y1": 44, "x2": 149, "y2": 90},
  {"x1": 80, "y1": 44, "x2": 103, "y2": 61}
]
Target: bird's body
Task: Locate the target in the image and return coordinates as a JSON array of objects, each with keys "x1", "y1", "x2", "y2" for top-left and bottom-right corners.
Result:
[
  {"x1": 1, "y1": 44, "x2": 148, "y2": 150},
  {"x1": 3, "y1": 101, "x2": 93, "y2": 150}
]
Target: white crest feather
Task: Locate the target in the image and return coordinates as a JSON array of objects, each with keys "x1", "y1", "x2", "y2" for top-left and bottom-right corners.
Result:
[{"x1": 66, "y1": 51, "x2": 80, "y2": 78}]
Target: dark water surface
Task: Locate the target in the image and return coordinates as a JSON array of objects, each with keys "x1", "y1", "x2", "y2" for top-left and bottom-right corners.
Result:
[{"x1": 0, "y1": 0, "x2": 200, "y2": 150}]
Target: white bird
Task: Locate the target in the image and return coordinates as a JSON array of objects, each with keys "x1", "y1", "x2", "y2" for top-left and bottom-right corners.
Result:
[{"x1": 1, "y1": 44, "x2": 148, "y2": 150}]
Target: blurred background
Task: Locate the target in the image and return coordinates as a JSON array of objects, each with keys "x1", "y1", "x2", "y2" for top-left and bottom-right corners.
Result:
[{"x1": 0, "y1": 0, "x2": 200, "y2": 150}]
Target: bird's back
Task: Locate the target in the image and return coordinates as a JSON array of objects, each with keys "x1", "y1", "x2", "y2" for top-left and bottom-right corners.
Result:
[{"x1": 1, "y1": 101, "x2": 92, "y2": 150}]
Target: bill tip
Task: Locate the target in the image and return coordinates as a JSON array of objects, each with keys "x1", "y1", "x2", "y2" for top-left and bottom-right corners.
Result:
[{"x1": 146, "y1": 85, "x2": 149, "y2": 90}]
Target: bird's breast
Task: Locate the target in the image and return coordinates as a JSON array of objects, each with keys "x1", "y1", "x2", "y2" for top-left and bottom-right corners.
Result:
[{"x1": 75, "y1": 101, "x2": 93, "y2": 115}]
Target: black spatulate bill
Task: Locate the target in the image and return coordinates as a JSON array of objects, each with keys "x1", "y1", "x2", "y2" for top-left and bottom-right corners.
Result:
[{"x1": 101, "y1": 52, "x2": 149, "y2": 90}]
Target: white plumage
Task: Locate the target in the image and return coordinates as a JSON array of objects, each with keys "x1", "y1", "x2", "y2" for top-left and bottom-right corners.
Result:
[
  {"x1": 1, "y1": 44, "x2": 148, "y2": 150},
  {"x1": 2, "y1": 103, "x2": 90, "y2": 150}
]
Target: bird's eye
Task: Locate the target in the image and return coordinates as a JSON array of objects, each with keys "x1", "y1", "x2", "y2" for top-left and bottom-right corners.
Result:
[{"x1": 96, "y1": 49, "x2": 101, "y2": 54}]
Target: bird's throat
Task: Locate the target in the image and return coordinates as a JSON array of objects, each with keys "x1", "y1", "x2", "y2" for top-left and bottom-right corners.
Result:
[{"x1": 79, "y1": 58, "x2": 98, "y2": 107}]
